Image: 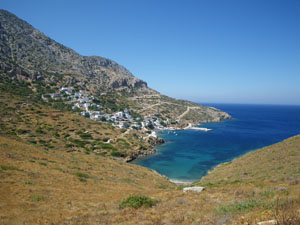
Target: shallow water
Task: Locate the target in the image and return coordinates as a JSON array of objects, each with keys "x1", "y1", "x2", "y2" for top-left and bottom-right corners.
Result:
[{"x1": 134, "y1": 104, "x2": 300, "y2": 182}]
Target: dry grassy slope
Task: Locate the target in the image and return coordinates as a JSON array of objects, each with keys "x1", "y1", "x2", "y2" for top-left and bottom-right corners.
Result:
[
  {"x1": 199, "y1": 135, "x2": 300, "y2": 185},
  {"x1": 1, "y1": 130, "x2": 300, "y2": 224},
  {"x1": 0, "y1": 136, "x2": 174, "y2": 225},
  {"x1": 131, "y1": 94, "x2": 231, "y2": 123},
  {"x1": 192, "y1": 135, "x2": 300, "y2": 224},
  {"x1": 0, "y1": 93, "x2": 158, "y2": 159}
]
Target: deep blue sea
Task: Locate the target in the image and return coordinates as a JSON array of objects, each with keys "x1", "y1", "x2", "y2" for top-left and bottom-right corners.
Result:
[{"x1": 134, "y1": 104, "x2": 300, "y2": 182}]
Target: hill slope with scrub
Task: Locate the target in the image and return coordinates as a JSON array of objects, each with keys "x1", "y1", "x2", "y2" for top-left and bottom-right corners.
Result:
[
  {"x1": 0, "y1": 9, "x2": 299, "y2": 225},
  {"x1": 0, "y1": 9, "x2": 230, "y2": 124},
  {"x1": 1, "y1": 108, "x2": 300, "y2": 224}
]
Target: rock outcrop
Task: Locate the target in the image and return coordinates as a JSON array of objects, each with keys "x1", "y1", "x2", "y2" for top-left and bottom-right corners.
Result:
[{"x1": 183, "y1": 186, "x2": 205, "y2": 193}]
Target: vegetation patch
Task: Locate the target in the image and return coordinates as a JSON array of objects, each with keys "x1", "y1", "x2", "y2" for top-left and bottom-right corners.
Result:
[
  {"x1": 74, "y1": 172, "x2": 89, "y2": 178},
  {"x1": 73, "y1": 171, "x2": 89, "y2": 182},
  {"x1": 32, "y1": 195, "x2": 44, "y2": 201},
  {"x1": 0, "y1": 165, "x2": 17, "y2": 171},
  {"x1": 38, "y1": 161, "x2": 48, "y2": 166},
  {"x1": 217, "y1": 199, "x2": 274, "y2": 214},
  {"x1": 119, "y1": 195, "x2": 159, "y2": 209},
  {"x1": 79, "y1": 133, "x2": 93, "y2": 139},
  {"x1": 111, "y1": 150, "x2": 125, "y2": 157}
]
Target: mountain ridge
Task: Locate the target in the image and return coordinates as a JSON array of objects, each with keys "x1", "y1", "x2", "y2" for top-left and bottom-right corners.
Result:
[
  {"x1": 0, "y1": 9, "x2": 149, "y2": 93},
  {"x1": 0, "y1": 8, "x2": 231, "y2": 124}
]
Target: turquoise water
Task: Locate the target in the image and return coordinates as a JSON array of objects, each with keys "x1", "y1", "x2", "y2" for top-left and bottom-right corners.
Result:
[{"x1": 134, "y1": 104, "x2": 300, "y2": 182}]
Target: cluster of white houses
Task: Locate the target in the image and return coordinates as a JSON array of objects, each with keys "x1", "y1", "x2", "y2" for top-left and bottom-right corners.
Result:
[{"x1": 42, "y1": 87, "x2": 172, "y2": 132}]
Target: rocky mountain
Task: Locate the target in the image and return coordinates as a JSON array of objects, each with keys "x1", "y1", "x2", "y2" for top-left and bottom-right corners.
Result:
[
  {"x1": 0, "y1": 9, "x2": 230, "y2": 123},
  {"x1": 0, "y1": 9, "x2": 149, "y2": 94}
]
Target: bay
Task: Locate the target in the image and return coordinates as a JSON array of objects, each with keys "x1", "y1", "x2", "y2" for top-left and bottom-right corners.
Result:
[{"x1": 134, "y1": 104, "x2": 300, "y2": 182}]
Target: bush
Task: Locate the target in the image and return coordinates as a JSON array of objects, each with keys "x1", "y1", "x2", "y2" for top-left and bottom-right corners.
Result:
[
  {"x1": 101, "y1": 143, "x2": 117, "y2": 151},
  {"x1": 38, "y1": 162, "x2": 47, "y2": 166},
  {"x1": 102, "y1": 137, "x2": 110, "y2": 142},
  {"x1": 119, "y1": 195, "x2": 159, "y2": 209},
  {"x1": 74, "y1": 172, "x2": 89, "y2": 179},
  {"x1": 111, "y1": 150, "x2": 125, "y2": 157},
  {"x1": 68, "y1": 138, "x2": 89, "y2": 148},
  {"x1": 0, "y1": 165, "x2": 17, "y2": 171},
  {"x1": 32, "y1": 195, "x2": 44, "y2": 201},
  {"x1": 217, "y1": 200, "x2": 273, "y2": 214},
  {"x1": 79, "y1": 133, "x2": 93, "y2": 139},
  {"x1": 16, "y1": 129, "x2": 28, "y2": 134}
]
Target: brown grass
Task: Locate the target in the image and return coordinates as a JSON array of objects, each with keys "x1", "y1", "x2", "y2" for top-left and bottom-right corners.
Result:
[
  {"x1": 0, "y1": 93, "x2": 154, "y2": 159},
  {"x1": 273, "y1": 199, "x2": 300, "y2": 225},
  {"x1": 198, "y1": 135, "x2": 300, "y2": 184},
  {"x1": 1, "y1": 133, "x2": 300, "y2": 224},
  {"x1": 0, "y1": 136, "x2": 174, "y2": 224},
  {"x1": 1, "y1": 93, "x2": 300, "y2": 224}
]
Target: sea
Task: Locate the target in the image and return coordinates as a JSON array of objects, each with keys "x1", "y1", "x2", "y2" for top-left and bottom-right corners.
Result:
[{"x1": 134, "y1": 104, "x2": 300, "y2": 183}]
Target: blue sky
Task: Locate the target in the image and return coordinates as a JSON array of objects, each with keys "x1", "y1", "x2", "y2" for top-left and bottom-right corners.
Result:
[{"x1": 2, "y1": 0, "x2": 300, "y2": 104}]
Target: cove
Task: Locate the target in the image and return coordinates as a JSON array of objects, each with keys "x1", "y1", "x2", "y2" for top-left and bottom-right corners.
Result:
[{"x1": 133, "y1": 104, "x2": 300, "y2": 182}]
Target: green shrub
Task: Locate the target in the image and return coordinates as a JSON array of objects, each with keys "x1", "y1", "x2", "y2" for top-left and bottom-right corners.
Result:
[
  {"x1": 111, "y1": 150, "x2": 125, "y2": 157},
  {"x1": 68, "y1": 138, "x2": 89, "y2": 148},
  {"x1": 101, "y1": 143, "x2": 117, "y2": 151},
  {"x1": 38, "y1": 162, "x2": 47, "y2": 166},
  {"x1": 74, "y1": 172, "x2": 89, "y2": 179},
  {"x1": 36, "y1": 128, "x2": 45, "y2": 134},
  {"x1": 139, "y1": 145, "x2": 147, "y2": 150},
  {"x1": 102, "y1": 137, "x2": 110, "y2": 142},
  {"x1": 16, "y1": 129, "x2": 28, "y2": 134},
  {"x1": 0, "y1": 165, "x2": 17, "y2": 171},
  {"x1": 65, "y1": 143, "x2": 74, "y2": 148},
  {"x1": 216, "y1": 200, "x2": 274, "y2": 214},
  {"x1": 32, "y1": 195, "x2": 44, "y2": 201},
  {"x1": 119, "y1": 195, "x2": 159, "y2": 209},
  {"x1": 79, "y1": 133, "x2": 93, "y2": 139},
  {"x1": 38, "y1": 139, "x2": 46, "y2": 144},
  {"x1": 28, "y1": 139, "x2": 37, "y2": 144},
  {"x1": 117, "y1": 138, "x2": 126, "y2": 143}
]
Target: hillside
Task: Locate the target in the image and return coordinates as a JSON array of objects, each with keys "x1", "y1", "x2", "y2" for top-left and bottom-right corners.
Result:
[
  {"x1": 0, "y1": 9, "x2": 231, "y2": 124},
  {"x1": 1, "y1": 9, "x2": 299, "y2": 225},
  {"x1": 0, "y1": 136, "x2": 174, "y2": 225},
  {"x1": 0, "y1": 91, "x2": 164, "y2": 161},
  {"x1": 198, "y1": 135, "x2": 300, "y2": 185},
  {"x1": 1, "y1": 98, "x2": 300, "y2": 225}
]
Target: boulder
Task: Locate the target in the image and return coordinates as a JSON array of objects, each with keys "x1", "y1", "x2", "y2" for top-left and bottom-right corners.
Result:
[
  {"x1": 257, "y1": 219, "x2": 276, "y2": 225},
  {"x1": 183, "y1": 186, "x2": 205, "y2": 193}
]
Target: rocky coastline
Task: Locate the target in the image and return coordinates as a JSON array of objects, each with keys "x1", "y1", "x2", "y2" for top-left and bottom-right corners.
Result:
[
  {"x1": 125, "y1": 114, "x2": 232, "y2": 163},
  {"x1": 124, "y1": 136, "x2": 165, "y2": 162}
]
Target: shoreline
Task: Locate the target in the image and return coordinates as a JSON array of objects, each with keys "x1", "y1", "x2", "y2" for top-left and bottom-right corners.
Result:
[
  {"x1": 168, "y1": 179, "x2": 194, "y2": 185},
  {"x1": 155, "y1": 123, "x2": 212, "y2": 132},
  {"x1": 128, "y1": 117, "x2": 231, "y2": 177},
  {"x1": 164, "y1": 135, "x2": 300, "y2": 186}
]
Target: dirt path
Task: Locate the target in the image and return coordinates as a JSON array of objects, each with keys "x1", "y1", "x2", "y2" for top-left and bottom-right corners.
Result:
[{"x1": 177, "y1": 106, "x2": 200, "y2": 119}]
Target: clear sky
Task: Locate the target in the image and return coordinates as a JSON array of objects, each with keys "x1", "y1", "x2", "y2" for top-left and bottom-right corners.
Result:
[{"x1": 1, "y1": 0, "x2": 300, "y2": 105}]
